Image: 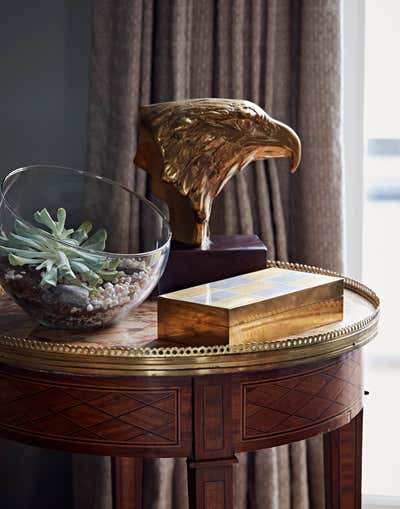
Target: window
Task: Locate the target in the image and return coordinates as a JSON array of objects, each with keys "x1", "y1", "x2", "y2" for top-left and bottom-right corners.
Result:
[{"x1": 362, "y1": 0, "x2": 400, "y2": 501}]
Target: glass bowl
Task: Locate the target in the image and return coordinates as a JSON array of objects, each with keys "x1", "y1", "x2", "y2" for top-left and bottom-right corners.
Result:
[{"x1": 0, "y1": 165, "x2": 171, "y2": 330}]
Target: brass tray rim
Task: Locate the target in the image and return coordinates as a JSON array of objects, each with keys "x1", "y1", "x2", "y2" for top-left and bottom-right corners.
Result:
[{"x1": 0, "y1": 260, "x2": 379, "y2": 364}]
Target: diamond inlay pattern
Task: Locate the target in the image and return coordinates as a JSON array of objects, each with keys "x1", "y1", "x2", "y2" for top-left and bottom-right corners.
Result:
[
  {"x1": 0, "y1": 376, "x2": 179, "y2": 446},
  {"x1": 242, "y1": 352, "x2": 362, "y2": 440}
]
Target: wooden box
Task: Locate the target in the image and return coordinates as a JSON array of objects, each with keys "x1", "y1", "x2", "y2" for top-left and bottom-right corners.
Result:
[{"x1": 158, "y1": 268, "x2": 344, "y2": 345}]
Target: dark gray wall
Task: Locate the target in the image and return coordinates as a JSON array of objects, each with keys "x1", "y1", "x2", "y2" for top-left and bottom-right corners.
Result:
[
  {"x1": 0, "y1": 3, "x2": 91, "y2": 507},
  {"x1": 0, "y1": 0, "x2": 92, "y2": 176}
]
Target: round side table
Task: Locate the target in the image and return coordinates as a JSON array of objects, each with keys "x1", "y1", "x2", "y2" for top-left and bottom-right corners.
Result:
[{"x1": 0, "y1": 261, "x2": 379, "y2": 509}]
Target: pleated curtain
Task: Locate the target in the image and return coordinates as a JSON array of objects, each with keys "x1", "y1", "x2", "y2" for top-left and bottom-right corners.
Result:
[
  {"x1": 0, "y1": 1, "x2": 344, "y2": 508},
  {"x1": 86, "y1": 0, "x2": 343, "y2": 270},
  {"x1": 78, "y1": 1, "x2": 344, "y2": 508}
]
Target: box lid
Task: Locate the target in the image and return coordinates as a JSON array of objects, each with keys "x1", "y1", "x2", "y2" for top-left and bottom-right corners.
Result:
[{"x1": 158, "y1": 268, "x2": 343, "y2": 327}]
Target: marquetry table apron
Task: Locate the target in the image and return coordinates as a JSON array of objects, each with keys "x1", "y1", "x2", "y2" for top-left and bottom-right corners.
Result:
[{"x1": 0, "y1": 261, "x2": 379, "y2": 509}]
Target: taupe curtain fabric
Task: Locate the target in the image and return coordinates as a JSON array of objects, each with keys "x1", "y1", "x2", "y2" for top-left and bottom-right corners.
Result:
[
  {"x1": 0, "y1": 1, "x2": 343, "y2": 508},
  {"x1": 79, "y1": 1, "x2": 343, "y2": 509},
  {"x1": 86, "y1": 0, "x2": 343, "y2": 270}
]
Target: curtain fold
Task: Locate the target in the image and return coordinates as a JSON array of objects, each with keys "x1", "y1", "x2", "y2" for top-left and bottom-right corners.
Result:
[
  {"x1": 0, "y1": 0, "x2": 343, "y2": 507},
  {"x1": 80, "y1": 1, "x2": 343, "y2": 508}
]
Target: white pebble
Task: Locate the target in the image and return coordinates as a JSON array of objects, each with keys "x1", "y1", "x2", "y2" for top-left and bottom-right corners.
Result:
[{"x1": 87, "y1": 304, "x2": 94, "y2": 312}]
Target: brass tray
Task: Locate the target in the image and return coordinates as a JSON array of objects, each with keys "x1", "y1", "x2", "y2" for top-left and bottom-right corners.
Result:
[{"x1": 0, "y1": 261, "x2": 379, "y2": 376}]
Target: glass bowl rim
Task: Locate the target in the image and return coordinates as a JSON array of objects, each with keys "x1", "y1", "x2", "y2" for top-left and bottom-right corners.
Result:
[{"x1": 0, "y1": 164, "x2": 172, "y2": 258}]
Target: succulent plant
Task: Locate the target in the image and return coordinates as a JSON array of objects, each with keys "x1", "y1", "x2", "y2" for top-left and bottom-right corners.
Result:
[{"x1": 0, "y1": 208, "x2": 120, "y2": 288}]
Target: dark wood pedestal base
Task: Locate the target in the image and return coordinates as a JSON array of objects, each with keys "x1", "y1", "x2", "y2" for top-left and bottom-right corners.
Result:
[{"x1": 158, "y1": 234, "x2": 267, "y2": 293}]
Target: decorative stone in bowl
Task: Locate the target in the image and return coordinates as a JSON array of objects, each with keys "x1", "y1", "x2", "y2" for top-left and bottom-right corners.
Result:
[{"x1": 0, "y1": 165, "x2": 171, "y2": 329}]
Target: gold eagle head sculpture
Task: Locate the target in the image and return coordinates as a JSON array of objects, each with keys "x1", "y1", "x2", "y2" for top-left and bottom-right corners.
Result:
[{"x1": 134, "y1": 98, "x2": 301, "y2": 248}]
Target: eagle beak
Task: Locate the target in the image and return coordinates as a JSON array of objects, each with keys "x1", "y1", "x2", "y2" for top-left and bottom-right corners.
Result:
[
  {"x1": 257, "y1": 119, "x2": 301, "y2": 173},
  {"x1": 271, "y1": 120, "x2": 302, "y2": 173}
]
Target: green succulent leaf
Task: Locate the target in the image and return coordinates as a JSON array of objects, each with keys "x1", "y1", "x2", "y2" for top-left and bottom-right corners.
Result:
[
  {"x1": 41, "y1": 265, "x2": 58, "y2": 286},
  {"x1": 9, "y1": 253, "x2": 40, "y2": 266},
  {"x1": 81, "y1": 228, "x2": 107, "y2": 251},
  {"x1": 69, "y1": 260, "x2": 91, "y2": 273},
  {"x1": 8, "y1": 232, "x2": 44, "y2": 250},
  {"x1": 1, "y1": 208, "x2": 120, "y2": 290},
  {"x1": 99, "y1": 270, "x2": 119, "y2": 281},
  {"x1": 33, "y1": 207, "x2": 74, "y2": 239},
  {"x1": 0, "y1": 246, "x2": 52, "y2": 258},
  {"x1": 36, "y1": 259, "x2": 54, "y2": 272},
  {"x1": 34, "y1": 208, "x2": 58, "y2": 233},
  {"x1": 105, "y1": 258, "x2": 120, "y2": 271},
  {"x1": 14, "y1": 219, "x2": 43, "y2": 239},
  {"x1": 56, "y1": 208, "x2": 66, "y2": 231},
  {"x1": 56, "y1": 251, "x2": 77, "y2": 280},
  {"x1": 71, "y1": 221, "x2": 93, "y2": 244},
  {"x1": 70, "y1": 260, "x2": 102, "y2": 286}
]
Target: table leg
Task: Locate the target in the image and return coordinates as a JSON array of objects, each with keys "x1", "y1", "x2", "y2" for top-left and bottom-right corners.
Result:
[
  {"x1": 112, "y1": 457, "x2": 143, "y2": 509},
  {"x1": 188, "y1": 457, "x2": 238, "y2": 508},
  {"x1": 188, "y1": 375, "x2": 236, "y2": 509},
  {"x1": 324, "y1": 409, "x2": 363, "y2": 509}
]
